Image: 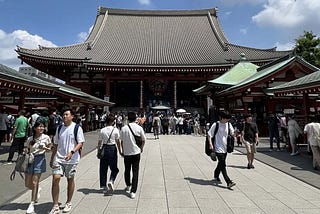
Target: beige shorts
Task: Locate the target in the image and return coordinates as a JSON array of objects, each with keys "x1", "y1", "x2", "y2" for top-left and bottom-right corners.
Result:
[
  {"x1": 244, "y1": 141, "x2": 256, "y2": 154},
  {"x1": 52, "y1": 162, "x2": 77, "y2": 178}
]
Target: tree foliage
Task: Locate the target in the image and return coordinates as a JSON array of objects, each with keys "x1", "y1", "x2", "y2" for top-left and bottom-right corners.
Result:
[{"x1": 294, "y1": 31, "x2": 320, "y2": 68}]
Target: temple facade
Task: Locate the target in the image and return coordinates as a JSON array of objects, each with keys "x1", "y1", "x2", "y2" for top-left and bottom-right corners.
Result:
[{"x1": 16, "y1": 7, "x2": 291, "y2": 111}]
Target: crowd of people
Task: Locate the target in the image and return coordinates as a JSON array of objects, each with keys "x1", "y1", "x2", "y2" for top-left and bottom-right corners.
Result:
[{"x1": 2, "y1": 106, "x2": 320, "y2": 213}]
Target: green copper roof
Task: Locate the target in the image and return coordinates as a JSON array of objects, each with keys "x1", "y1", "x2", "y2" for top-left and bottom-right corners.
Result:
[
  {"x1": 269, "y1": 70, "x2": 320, "y2": 94},
  {"x1": 208, "y1": 54, "x2": 259, "y2": 86},
  {"x1": 218, "y1": 55, "x2": 319, "y2": 96}
]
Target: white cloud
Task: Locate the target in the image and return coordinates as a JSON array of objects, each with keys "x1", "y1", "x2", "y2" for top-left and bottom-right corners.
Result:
[
  {"x1": 275, "y1": 41, "x2": 295, "y2": 51},
  {"x1": 0, "y1": 29, "x2": 56, "y2": 70},
  {"x1": 77, "y1": 25, "x2": 93, "y2": 43},
  {"x1": 220, "y1": 0, "x2": 267, "y2": 6},
  {"x1": 252, "y1": 0, "x2": 320, "y2": 29},
  {"x1": 240, "y1": 28, "x2": 248, "y2": 35},
  {"x1": 138, "y1": 0, "x2": 151, "y2": 6}
]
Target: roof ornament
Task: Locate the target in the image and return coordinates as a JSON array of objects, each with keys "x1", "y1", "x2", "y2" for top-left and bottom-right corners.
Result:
[
  {"x1": 239, "y1": 53, "x2": 247, "y2": 61},
  {"x1": 87, "y1": 43, "x2": 92, "y2": 50}
]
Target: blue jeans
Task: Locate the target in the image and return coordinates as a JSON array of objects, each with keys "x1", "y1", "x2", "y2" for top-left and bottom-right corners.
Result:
[
  {"x1": 99, "y1": 145, "x2": 119, "y2": 187},
  {"x1": 124, "y1": 154, "x2": 140, "y2": 193},
  {"x1": 214, "y1": 152, "x2": 231, "y2": 185}
]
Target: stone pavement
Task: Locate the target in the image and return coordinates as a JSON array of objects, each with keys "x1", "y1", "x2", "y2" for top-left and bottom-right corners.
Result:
[{"x1": 1, "y1": 133, "x2": 320, "y2": 214}]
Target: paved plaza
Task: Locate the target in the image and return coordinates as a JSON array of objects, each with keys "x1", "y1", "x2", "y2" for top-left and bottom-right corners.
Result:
[{"x1": 1, "y1": 133, "x2": 320, "y2": 213}]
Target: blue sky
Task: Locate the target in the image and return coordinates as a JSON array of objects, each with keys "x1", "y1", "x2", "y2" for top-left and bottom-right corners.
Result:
[{"x1": 0, "y1": 0, "x2": 319, "y2": 70}]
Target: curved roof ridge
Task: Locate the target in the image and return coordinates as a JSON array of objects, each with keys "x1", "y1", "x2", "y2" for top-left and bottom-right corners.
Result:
[
  {"x1": 227, "y1": 43, "x2": 291, "y2": 52},
  {"x1": 98, "y1": 7, "x2": 218, "y2": 16},
  {"x1": 17, "y1": 43, "x2": 88, "y2": 52},
  {"x1": 207, "y1": 10, "x2": 228, "y2": 51},
  {"x1": 89, "y1": 9, "x2": 110, "y2": 49}
]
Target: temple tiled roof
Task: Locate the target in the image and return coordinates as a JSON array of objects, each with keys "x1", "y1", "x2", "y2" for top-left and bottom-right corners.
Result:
[
  {"x1": 268, "y1": 70, "x2": 320, "y2": 95},
  {"x1": 0, "y1": 64, "x2": 58, "y2": 91},
  {"x1": 17, "y1": 7, "x2": 291, "y2": 67},
  {"x1": 0, "y1": 64, "x2": 114, "y2": 106}
]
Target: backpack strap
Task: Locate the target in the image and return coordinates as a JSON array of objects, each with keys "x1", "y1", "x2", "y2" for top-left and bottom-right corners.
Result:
[{"x1": 212, "y1": 122, "x2": 219, "y2": 146}]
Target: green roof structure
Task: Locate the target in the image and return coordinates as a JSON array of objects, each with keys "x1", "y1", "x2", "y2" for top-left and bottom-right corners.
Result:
[
  {"x1": 218, "y1": 55, "x2": 319, "y2": 96},
  {"x1": 208, "y1": 53, "x2": 259, "y2": 86}
]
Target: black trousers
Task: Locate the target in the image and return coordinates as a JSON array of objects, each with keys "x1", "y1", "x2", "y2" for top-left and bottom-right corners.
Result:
[
  {"x1": 214, "y1": 152, "x2": 231, "y2": 185},
  {"x1": 7, "y1": 136, "x2": 26, "y2": 162},
  {"x1": 99, "y1": 145, "x2": 119, "y2": 187},
  {"x1": 124, "y1": 154, "x2": 140, "y2": 193}
]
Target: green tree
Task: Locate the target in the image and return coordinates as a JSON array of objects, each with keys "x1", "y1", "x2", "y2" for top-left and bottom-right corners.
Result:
[{"x1": 294, "y1": 31, "x2": 320, "y2": 68}]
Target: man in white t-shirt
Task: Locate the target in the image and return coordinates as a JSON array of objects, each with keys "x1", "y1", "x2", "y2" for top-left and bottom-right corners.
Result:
[
  {"x1": 207, "y1": 111, "x2": 236, "y2": 189},
  {"x1": 120, "y1": 112, "x2": 146, "y2": 199},
  {"x1": 304, "y1": 116, "x2": 320, "y2": 170},
  {"x1": 49, "y1": 108, "x2": 85, "y2": 214}
]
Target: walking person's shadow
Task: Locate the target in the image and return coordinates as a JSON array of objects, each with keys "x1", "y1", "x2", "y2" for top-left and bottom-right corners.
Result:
[{"x1": 184, "y1": 177, "x2": 227, "y2": 189}]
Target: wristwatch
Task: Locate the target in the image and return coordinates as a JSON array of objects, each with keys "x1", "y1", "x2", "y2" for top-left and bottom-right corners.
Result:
[{"x1": 70, "y1": 150, "x2": 75, "y2": 155}]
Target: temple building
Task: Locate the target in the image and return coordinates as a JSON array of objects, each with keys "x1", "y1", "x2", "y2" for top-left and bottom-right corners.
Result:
[{"x1": 16, "y1": 7, "x2": 291, "y2": 112}]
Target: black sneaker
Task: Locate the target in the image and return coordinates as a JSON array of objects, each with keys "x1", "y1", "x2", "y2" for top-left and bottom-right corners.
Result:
[
  {"x1": 227, "y1": 181, "x2": 236, "y2": 189},
  {"x1": 247, "y1": 164, "x2": 250, "y2": 169},
  {"x1": 213, "y1": 177, "x2": 222, "y2": 184}
]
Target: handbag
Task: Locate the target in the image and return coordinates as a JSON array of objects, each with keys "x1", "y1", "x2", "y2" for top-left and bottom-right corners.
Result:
[
  {"x1": 10, "y1": 153, "x2": 34, "y2": 180},
  {"x1": 97, "y1": 127, "x2": 114, "y2": 159},
  {"x1": 128, "y1": 124, "x2": 142, "y2": 148},
  {"x1": 226, "y1": 123, "x2": 234, "y2": 153}
]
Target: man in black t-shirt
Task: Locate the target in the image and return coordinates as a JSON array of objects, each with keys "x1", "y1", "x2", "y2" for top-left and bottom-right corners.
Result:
[{"x1": 241, "y1": 114, "x2": 259, "y2": 169}]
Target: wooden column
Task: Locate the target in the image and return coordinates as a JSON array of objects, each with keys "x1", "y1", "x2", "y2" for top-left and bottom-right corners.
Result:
[
  {"x1": 174, "y1": 81, "x2": 177, "y2": 109},
  {"x1": 302, "y1": 93, "x2": 308, "y2": 123},
  {"x1": 140, "y1": 80, "x2": 143, "y2": 109},
  {"x1": 18, "y1": 90, "x2": 26, "y2": 110},
  {"x1": 105, "y1": 76, "x2": 110, "y2": 96}
]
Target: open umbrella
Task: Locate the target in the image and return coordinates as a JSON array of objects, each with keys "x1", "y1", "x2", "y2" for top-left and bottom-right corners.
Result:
[
  {"x1": 151, "y1": 105, "x2": 171, "y2": 110},
  {"x1": 176, "y1": 108, "x2": 186, "y2": 113}
]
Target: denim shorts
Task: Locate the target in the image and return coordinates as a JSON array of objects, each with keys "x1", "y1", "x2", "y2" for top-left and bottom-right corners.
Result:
[{"x1": 26, "y1": 154, "x2": 46, "y2": 174}]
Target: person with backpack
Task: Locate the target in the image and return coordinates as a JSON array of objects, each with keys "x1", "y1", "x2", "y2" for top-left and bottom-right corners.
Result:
[
  {"x1": 6, "y1": 111, "x2": 15, "y2": 143},
  {"x1": 49, "y1": 108, "x2": 85, "y2": 214},
  {"x1": 0, "y1": 109, "x2": 8, "y2": 146},
  {"x1": 207, "y1": 111, "x2": 236, "y2": 189},
  {"x1": 303, "y1": 115, "x2": 320, "y2": 170},
  {"x1": 24, "y1": 121, "x2": 51, "y2": 214},
  {"x1": 47, "y1": 108, "x2": 63, "y2": 141}
]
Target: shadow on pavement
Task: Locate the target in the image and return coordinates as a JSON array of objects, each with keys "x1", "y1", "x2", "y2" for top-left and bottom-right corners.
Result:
[{"x1": 184, "y1": 177, "x2": 227, "y2": 189}]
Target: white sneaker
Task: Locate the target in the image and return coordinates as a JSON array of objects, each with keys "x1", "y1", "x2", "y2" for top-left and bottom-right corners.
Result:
[
  {"x1": 125, "y1": 186, "x2": 131, "y2": 193},
  {"x1": 107, "y1": 182, "x2": 114, "y2": 192},
  {"x1": 130, "y1": 192, "x2": 136, "y2": 199},
  {"x1": 49, "y1": 205, "x2": 60, "y2": 214},
  {"x1": 62, "y1": 202, "x2": 72, "y2": 213},
  {"x1": 35, "y1": 186, "x2": 41, "y2": 203},
  {"x1": 26, "y1": 202, "x2": 34, "y2": 214}
]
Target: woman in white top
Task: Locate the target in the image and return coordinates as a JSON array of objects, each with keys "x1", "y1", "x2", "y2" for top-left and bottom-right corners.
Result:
[
  {"x1": 24, "y1": 121, "x2": 51, "y2": 214},
  {"x1": 287, "y1": 115, "x2": 302, "y2": 156},
  {"x1": 97, "y1": 114, "x2": 121, "y2": 194}
]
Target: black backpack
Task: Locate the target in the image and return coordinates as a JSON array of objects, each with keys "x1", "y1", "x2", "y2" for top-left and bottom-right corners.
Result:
[{"x1": 205, "y1": 122, "x2": 219, "y2": 156}]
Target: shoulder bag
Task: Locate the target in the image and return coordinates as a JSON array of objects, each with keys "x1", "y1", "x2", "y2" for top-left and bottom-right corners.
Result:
[
  {"x1": 10, "y1": 152, "x2": 34, "y2": 181},
  {"x1": 128, "y1": 124, "x2": 142, "y2": 148},
  {"x1": 205, "y1": 122, "x2": 219, "y2": 161},
  {"x1": 227, "y1": 122, "x2": 235, "y2": 153},
  {"x1": 97, "y1": 127, "x2": 114, "y2": 159}
]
